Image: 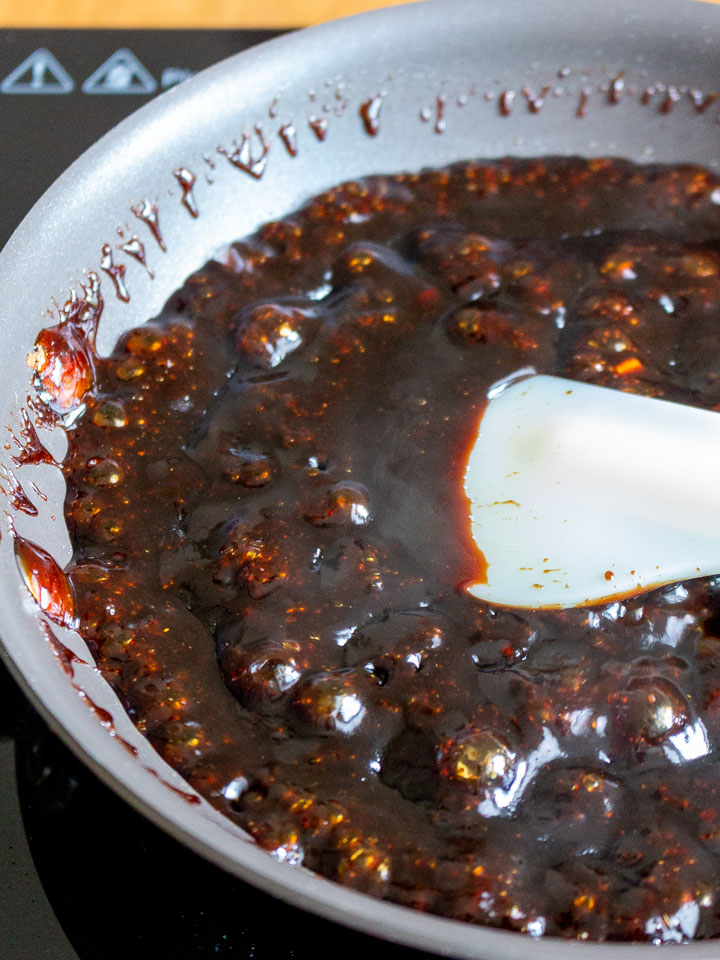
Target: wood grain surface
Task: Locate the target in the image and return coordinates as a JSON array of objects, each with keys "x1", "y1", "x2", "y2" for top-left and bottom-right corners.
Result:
[
  {"x1": 0, "y1": 0, "x2": 417, "y2": 28},
  {"x1": 1, "y1": 0, "x2": 716, "y2": 29}
]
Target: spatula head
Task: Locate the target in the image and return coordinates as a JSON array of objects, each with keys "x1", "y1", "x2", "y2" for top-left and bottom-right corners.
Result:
[{"x1": 464, "y1": 375, "x2": 720, "y2": 609}]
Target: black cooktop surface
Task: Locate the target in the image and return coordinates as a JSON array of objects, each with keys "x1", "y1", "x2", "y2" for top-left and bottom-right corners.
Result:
[{"x1": 0, "y1": 30, "x2": 437, "y2": 960}]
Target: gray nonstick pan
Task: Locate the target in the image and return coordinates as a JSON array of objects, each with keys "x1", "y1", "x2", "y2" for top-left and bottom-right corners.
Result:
[{"x1": 2, "y1": 0, "x2": 720, "y2": 956}]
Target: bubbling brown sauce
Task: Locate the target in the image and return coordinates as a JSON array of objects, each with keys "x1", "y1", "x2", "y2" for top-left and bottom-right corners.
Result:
[{"x1": 36, "y1": 157, "x2": 720, "y2": 941}]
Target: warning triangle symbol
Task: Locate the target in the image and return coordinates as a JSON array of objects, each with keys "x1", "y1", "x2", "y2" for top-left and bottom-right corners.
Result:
[
  {"x1": 82, "y1": 49, "x2": 157, "y2": 95},
  {"x1": 0, "y1": 49, "x2": 74, "y2": 94}
]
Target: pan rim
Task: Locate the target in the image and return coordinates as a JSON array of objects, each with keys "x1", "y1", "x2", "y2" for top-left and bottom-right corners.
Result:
[{"x1": 3, "y1": 0, "x2": 720, "y2": 955}]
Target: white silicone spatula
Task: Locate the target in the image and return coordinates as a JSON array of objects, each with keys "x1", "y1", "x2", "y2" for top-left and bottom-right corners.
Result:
[{"x1": 464, "y1": 373, "x2": 720, "y2": 609}]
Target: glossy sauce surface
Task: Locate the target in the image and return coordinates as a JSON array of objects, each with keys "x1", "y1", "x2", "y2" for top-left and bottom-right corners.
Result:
[{"x1": 40, "y1": 157, "x2": 720, "y2": 941}]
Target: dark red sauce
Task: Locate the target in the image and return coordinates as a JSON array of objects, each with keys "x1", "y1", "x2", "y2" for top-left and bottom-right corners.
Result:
[
  {"x1": 15, "y1": 532, "x2": 75, "y2": 627},
  {"x1": 29, "y1": 156, "x2": 720, "y2": 941},
  {"x1": 40, "y1": 620, "x2": 86, "y2": 677}
]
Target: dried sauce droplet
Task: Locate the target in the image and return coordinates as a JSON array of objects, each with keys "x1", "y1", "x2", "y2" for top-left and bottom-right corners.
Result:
[
  {"x1": 661, "y1": 86, "x2": 681, "y2": 114},
  {"x1": 28, "y1": 481, "x2": 47, "y2": 503},
  {"x1": 25, "y1": 392, "x2": 60, "y2": 430},
  {"x1": 278, "y1": 122, "x2": 298, "y2": 157},
  {"x1": 100, "y1": 244, "x2": 130, "y2": 302},
  {"x1": 173, "y1": 167, "x2": 199, "y2": 217},
  {"x1": 434, "y1": 94, "x2": 446, "y2": 134},
  {"x1": 609, "y1": 71, "x2": 625, "y2": 105},
  {"x1": 360, "y1": 95, "x2": 383, "y2": 136},
  {"x1": 14, "y1": 533, "x2": 75, "y2": 627},
  {"x1": 0, "y1": 463, "x2": 38, "y2": 516},
  {"x1": 522, "y1": 85, "x2": 552, "y2": 114},
  {"x1": 499, "y1": 90, "x2": 515, "y2": 116},
  {"x1": 333, "y1": 87, "x2": 348, "y2": 116},
  {"x1": 10, "y1": 407, "x2": 56, "y2": 468},
  {"x1": 39, "y1": 620, "x2": 86, "y2": 677},
  {"x1": 119, "y1": 235, "x2": 154, "y2": 278},
  {"x1": 130, "y1": 198, "x2": 166, "y2": 251},
  {"x1": 117, "y1": 737, "x2": 139, "y2": 757},
  {"x1": 577, "y1": 86, "x2": 591, "y2": 118},
  {"x1": 689, "y1": 89, "x2": 718, "y2": 113},
  {"x1": 306, "y1": 116, "x2": 327, "y2": 142},
  {"x1": 218, "y1": 125, "x2": 270, "y2": 180},
  {"x1": 143, "y1": 765, "x2": 202, "y2": 804},
  {"x1": 75, "y1": 687, "x2": 114, "y2": 726},
  {"x1": 74, "y1": 273, "x2": 102, "y2": 333}
]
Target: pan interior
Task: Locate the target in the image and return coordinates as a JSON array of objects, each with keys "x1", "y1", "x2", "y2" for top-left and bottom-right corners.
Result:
[{"x1": 3, "y1": 1, "x2": 720, "y2": 957}]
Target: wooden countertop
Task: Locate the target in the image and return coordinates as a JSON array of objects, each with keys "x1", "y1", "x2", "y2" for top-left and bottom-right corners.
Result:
[
  {"x1": 0, "y1": 0, "x2": 416, "y2": 29},
  {"x1": 1, "y1": 0, "x2": 716, "y2": 29}
]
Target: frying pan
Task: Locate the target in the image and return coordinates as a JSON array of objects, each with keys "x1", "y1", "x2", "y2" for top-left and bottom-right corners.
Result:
[{"x1": 1, "y1": 0, "x2": 720, "y2": 955}]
